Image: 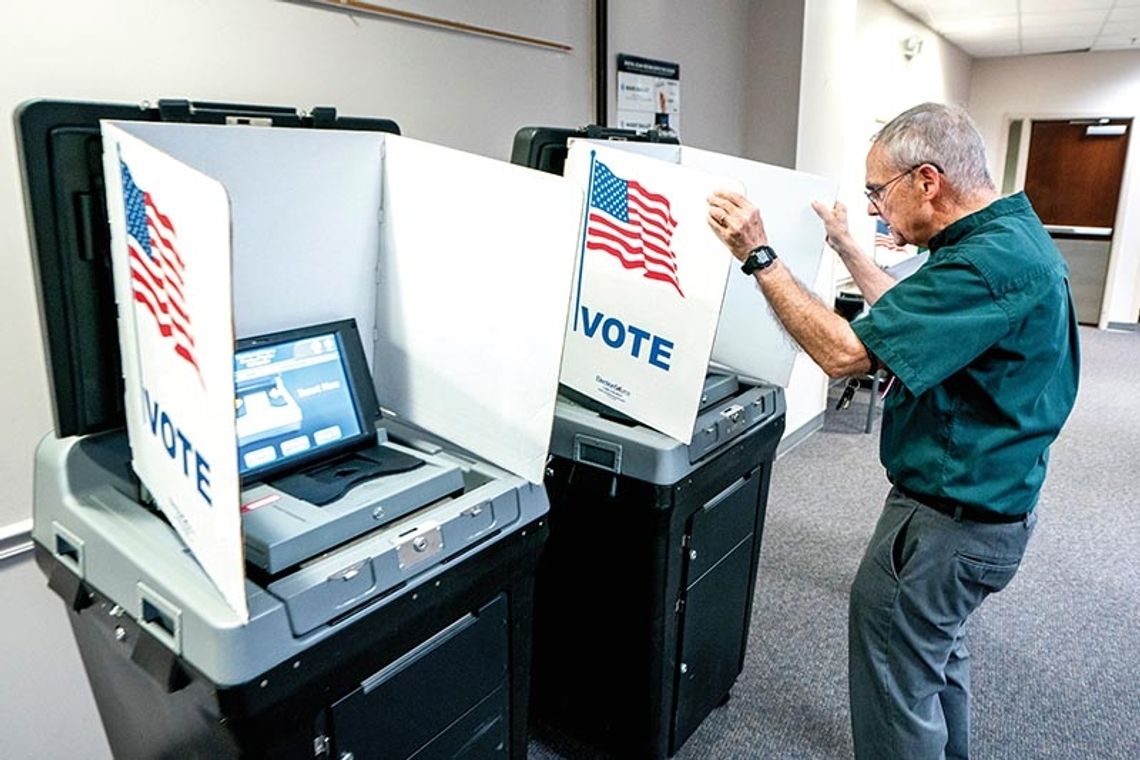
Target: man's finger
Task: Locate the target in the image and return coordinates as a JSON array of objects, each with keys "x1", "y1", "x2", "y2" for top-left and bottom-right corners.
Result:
[{"x1": 709, "y1": 189, "x2": 748, "y2": 209}]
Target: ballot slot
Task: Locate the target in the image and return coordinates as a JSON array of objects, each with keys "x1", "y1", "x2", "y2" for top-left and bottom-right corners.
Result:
[{"x1": 573, "y1": 434, "x2": 623, "y2": 474}]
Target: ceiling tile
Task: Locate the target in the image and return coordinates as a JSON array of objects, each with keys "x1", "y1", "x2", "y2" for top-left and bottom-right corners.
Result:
[
  {"x1": 1019, "y1": 0, "x2": 1112, "y2": 12},
  {"x1": 1021, "y1": 23, "x2": 1105, "y2": 38},
  {"x1": 961, "y1": 41, "x2": 1024, "y2": 57},
  {"x1": 1020, "y1": 10, "x2": 1109, "y2": 28},
  {"x1": 901, "y1": 0, "x2": 1018, "y2": 19},
  {"x1": 1107, "y1": 7, "x2": 1140, "y2": 22},
  {"x1": 926, "y1": 14, "x2": 1019, "y2": 37},
  {"x1": 1091, "y1": 34, "x2": 1140, "y2": 49},
  {"x1": 1100, "y1": 21, "x2": 1140, "y2": 37},
  {"x1": 888, "y1": 0, "x2": 1140, "y2": 58},
  {"x1": 1020, "y1": 37, "x2": 1096, "y2": 54}
]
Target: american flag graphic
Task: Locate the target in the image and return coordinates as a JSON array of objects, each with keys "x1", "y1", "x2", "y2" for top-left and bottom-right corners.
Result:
[
  {"x1": 120, "y1": 159, "x2": 200, "y2": 374},
  {"x1": 874, "y1": 218, "x2": 906, "y2": 251},
  {"x1": 586, "y1": 160, "x2": 684, "y2": 297}
]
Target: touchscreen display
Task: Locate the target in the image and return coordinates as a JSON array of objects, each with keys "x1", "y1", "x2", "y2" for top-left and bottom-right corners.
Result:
[{"x1": 235, "y1": 331, "x2": 364, "y2": 477}]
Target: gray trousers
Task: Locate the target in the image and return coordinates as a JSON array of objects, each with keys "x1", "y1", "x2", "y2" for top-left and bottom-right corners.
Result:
[{"x1": 849, "y1": 487, "x2": 1035, "y2": 759}]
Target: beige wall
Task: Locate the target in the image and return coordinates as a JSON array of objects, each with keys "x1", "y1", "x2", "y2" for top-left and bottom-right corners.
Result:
[
  {"x1": 610, "y1": 0, "x2": 752, "y2": 155},
  {"x1": 0, "y1": 0, "x2": 594, "y2": 529},
  {"x1": 745, "y1": 0, "x2": 805, "y2": 168},
  {"x1": 970, "y1": 51, "x2": 1140, "y2": 328}
]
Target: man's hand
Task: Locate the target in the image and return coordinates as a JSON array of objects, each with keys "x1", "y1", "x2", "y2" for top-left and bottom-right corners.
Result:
[
  {"x1": 707, "y1": 190, "x2": 768, "y2": 262},
  {"x1": 811, "y1": 200, "x2": 859, "y2": 258}
]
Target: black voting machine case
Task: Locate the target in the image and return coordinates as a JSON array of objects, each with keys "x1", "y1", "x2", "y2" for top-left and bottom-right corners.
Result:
[
  {"x1": 19, "y1": 99, "x2": 547, "y2": 759},
  {"x1": 512, "y1": 126, "x2": 787, "y2": 758}
]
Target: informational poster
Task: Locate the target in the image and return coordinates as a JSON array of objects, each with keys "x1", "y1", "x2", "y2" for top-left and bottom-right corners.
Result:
[
  {"x1": 561, "y1": 141, "x2": 738, "y2": 443},
  {"x1": 102, "y1": 124, "x2": 247, "y2": 622},
  {"x1": 616, "y1": 53, "x2": 680, "y2": 134}
]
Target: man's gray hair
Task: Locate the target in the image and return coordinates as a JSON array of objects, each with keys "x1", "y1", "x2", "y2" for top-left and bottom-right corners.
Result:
[{"x1": 874, "y1": 103, "x2": 995, "y2": 195}]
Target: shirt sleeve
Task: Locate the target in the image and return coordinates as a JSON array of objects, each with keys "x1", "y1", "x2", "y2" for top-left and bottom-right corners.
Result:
[{"x1": 850, "y1": 257, "x2": 1009, "y2": 397}]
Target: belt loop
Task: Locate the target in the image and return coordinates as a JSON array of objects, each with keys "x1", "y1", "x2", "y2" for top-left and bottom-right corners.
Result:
[{"x1": 953, "y1": 505, "x2": 964, "y2": 522}]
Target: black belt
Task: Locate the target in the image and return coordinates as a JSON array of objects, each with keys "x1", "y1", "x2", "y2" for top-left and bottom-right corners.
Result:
[{"x1": 899, "y1": 487, "x2": 1030, "y2": 524}]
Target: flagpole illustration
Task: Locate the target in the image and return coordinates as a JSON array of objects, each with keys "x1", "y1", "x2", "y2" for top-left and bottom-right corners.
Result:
[{"x1": 573, "y1": 150, "x2": 599, "y2": 333}]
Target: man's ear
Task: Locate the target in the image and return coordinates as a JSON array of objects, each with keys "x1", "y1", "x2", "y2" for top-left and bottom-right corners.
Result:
[{"x1": 919, "y1": 164, "x2": 942, "y2": 200}]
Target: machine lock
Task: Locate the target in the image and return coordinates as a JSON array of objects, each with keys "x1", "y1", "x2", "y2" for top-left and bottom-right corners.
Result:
[
  {"x1": 395, "y1": 523, "x2": 444, "y2": 569},
  {"x1": 717, "y1": 404, "x2": 748, "y2": 439}
]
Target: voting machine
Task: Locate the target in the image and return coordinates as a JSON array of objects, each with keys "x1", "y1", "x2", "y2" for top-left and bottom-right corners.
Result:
[
  {"x1": 19, "y1": 99, "x2": 556, "y2": 760},
  {"x1": 511, "y1": 126, "x2": 789, "y2": 758}
]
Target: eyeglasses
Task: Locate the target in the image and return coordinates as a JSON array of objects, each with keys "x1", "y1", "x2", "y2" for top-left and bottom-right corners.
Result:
[{"x1": 864, "y1": 162, "x2": 944, "y2": 214}]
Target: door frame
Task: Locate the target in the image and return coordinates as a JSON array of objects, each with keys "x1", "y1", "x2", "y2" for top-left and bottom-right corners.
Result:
[{"x1": 999, "y1": 111, "x2": 1136, "y2": 329}]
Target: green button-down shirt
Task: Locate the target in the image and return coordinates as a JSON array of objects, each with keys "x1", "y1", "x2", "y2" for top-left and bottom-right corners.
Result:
[{"x1": 851, "y1": 192, "x2": 1080, "y2": 515}]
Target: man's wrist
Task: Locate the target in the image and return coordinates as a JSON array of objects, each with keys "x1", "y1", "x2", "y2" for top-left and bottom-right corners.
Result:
[{"x1": 741, "y1": 244, "x2": 778, "y2": 275}]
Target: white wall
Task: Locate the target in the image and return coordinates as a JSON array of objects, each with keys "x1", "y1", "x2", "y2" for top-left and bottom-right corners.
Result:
[
  {"x1": 847, "y1": 0, "x2": 974, "y2": 252},
  {"x1": 786, "y1": 0, "x2": 973, "y2": 442},
  {"x1": 783, "y1": 0, "x2": 859, "y2": 440},
  {"x1": 970, "y1": 51, "x2": 1140, "y2": 327}
]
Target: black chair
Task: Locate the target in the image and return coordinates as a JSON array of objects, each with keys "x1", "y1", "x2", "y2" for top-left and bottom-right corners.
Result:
[{"x1": 834, "y1": 291, "x2": 883, "y2": 434}]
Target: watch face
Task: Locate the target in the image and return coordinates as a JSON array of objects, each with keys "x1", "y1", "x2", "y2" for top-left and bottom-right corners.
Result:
[{"x1": 742, "y1": 245, "x2": 776, "y2": 274}]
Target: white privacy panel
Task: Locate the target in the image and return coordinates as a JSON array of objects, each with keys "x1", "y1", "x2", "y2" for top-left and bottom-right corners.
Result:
[
  {"x1": 682, "y1": 146, "x2": 837, "y2": 386},
  {"x1": 374, "y1": 135, "x2": 584, "y2": 483}
]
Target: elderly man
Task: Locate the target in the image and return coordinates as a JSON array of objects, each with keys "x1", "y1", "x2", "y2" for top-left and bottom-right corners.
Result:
[{"x1": 707, "y1": 102, "x2": 1080, "y2": 759}]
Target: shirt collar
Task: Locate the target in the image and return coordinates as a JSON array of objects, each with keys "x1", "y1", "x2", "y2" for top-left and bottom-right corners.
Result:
[{"x1": 927, "y1": 192, "x2": 1032, "y2": 253}]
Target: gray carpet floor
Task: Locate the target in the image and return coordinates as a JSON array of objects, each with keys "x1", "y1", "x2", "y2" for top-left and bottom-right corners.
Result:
[{"x1": 529, "y1": 325, "x2": 1140, "y2": 759}]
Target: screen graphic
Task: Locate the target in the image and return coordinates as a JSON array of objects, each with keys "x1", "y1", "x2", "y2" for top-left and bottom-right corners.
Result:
[{"x1": 234, "y1": 332, "x2": 363, "y2": 477}]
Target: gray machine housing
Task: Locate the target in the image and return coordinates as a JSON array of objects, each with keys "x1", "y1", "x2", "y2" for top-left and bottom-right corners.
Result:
[
  {"x1": 33, "y1": 419, "x2": 546, "y2": 687},
  {"x1": 553, "y1": 372, "x2": 779, "y2": 484}
]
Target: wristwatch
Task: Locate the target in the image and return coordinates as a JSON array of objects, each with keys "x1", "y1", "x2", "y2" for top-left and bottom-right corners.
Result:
[{"x1": 741, "y1": 244, "x2": 778, "y2": 275}]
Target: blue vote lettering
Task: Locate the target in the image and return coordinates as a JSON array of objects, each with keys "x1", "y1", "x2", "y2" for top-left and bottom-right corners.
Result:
[
  {"x1": 579, "y1": 306, "x2": 674, "y2": 371},
  {"x1": 144, "y1": 388, "x2": 213, "y2": 505}
]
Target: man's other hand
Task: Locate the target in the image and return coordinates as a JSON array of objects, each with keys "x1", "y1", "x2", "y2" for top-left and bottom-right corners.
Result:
[{"x1": 811, "y1": 200, "x2": 858, "y2": 258}]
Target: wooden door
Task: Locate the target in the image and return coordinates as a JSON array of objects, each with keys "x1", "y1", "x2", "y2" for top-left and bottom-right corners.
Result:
[{"x1": 1023, "y1": 119, "x2": 1131, "y2": 325}]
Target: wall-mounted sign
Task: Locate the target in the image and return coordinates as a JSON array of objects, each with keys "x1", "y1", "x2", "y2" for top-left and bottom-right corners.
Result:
[{"x1": 616, "y1": 53, "x2": 680, "y2": 134}]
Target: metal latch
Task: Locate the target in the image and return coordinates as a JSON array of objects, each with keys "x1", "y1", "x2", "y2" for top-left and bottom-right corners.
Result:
[
  {"x1": 395, "y1": 523, "x2": 444, "y2": 569},
  {"x1": 718, "y1": 403, "x2": 749, "y2": 438},
  {"x1": 721, "y1": 404, "x2": 744, "y2": 425},
  {"x1": 328, "y1": 559, "x2": 368, "y2": 583}
]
